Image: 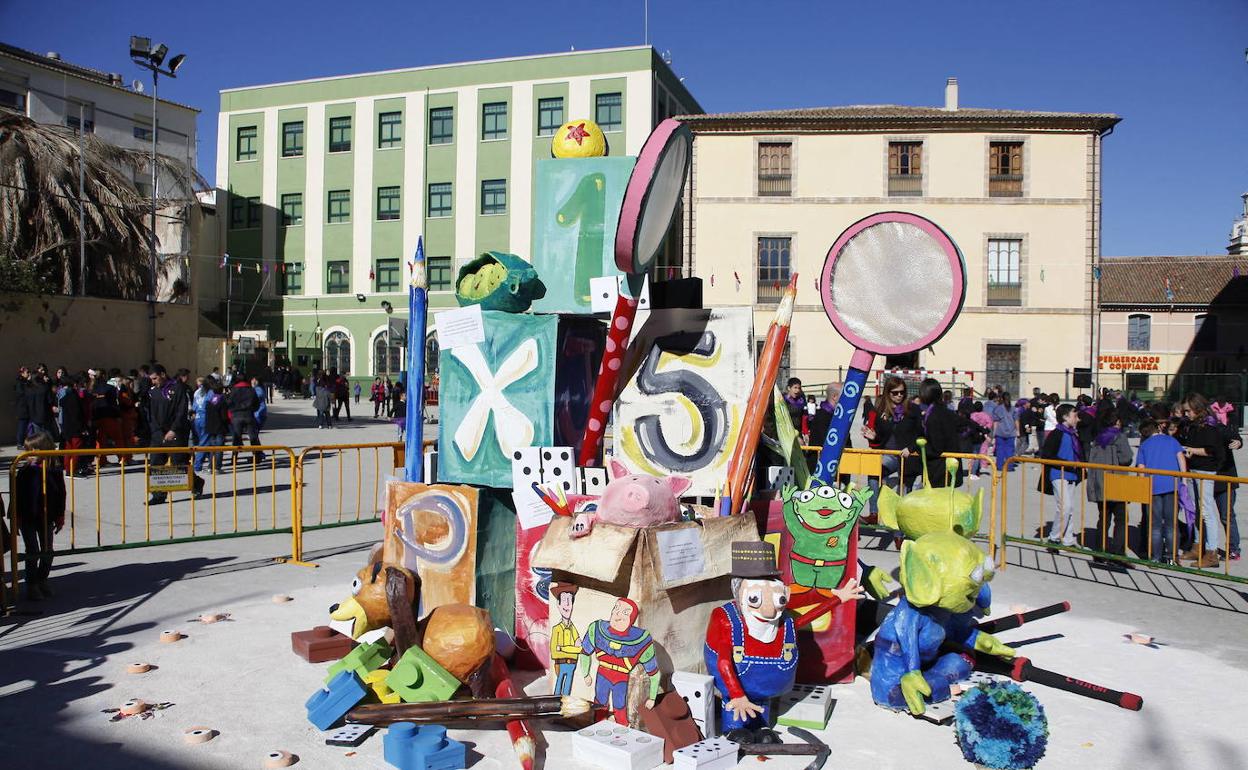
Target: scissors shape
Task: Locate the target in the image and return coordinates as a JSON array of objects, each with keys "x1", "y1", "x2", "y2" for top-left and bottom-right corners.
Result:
[{"x1": 452, "y1": 339, "x2": 538, "y2": 460}]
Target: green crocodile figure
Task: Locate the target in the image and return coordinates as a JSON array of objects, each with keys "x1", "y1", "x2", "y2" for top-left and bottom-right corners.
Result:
[{"x1": 781, "y1": 479, "x2": 873, "y2": 590}]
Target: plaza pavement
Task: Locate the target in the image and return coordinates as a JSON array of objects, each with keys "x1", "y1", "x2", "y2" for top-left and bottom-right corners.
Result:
[{"x1": 0, "y1": 398, "x2": 1245, "y2": 768}]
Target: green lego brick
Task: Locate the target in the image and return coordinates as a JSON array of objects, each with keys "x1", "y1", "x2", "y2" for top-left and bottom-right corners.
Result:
[
  {"x1": 384, "y1": 644, "x2": 461, "y2": 703},
  {"x1": 776, "y1": 715, "x2": 830, "y2": 730},
  {"x1": 325, "y1": 638, "x2": 393, "y2": 684}
]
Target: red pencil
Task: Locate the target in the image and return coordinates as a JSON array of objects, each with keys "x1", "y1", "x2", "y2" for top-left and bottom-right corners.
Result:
[{"x1": 490, "y1": 653, "x2": 536, "y2": 770}]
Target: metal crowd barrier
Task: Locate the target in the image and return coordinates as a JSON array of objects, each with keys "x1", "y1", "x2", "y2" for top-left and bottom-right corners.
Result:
[
  {"x1": 1001, "y1": 456, "x2": 1245, "y2": 584},
  {"x1": 3, "y1": 445, "x2": 300, "y2": 606}
]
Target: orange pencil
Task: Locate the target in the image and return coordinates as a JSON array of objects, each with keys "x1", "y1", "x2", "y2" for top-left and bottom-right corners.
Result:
[
  {"x1": 490, "y1": 653, "x2": 536, "y2": 770},
  {"x1": 723, "y1": 273, "x2": 798, "y2": 516}
]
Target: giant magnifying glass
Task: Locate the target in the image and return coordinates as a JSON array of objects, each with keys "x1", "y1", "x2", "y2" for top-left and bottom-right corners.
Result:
[{"x1": 814, "y1": 212, "x2": 966, "y2": 482}]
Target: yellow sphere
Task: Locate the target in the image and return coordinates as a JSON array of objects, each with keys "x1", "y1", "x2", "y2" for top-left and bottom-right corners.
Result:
[{"x1": 551, "y1": 118, "x2": 608, "y2": 158}]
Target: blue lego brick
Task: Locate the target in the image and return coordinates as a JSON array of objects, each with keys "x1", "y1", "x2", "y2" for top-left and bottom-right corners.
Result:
[
  {"x1": 306, "y1": 670, "x2": 368, "y2": 731},
  {"x1": 383, "y1": 723, "x2": 466, "y2": 770}
]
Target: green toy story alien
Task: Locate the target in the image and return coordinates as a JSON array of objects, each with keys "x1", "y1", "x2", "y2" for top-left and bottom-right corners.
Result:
[
  {"x1": 877, "y1": 444, "x2": 984, "y2": 541},
  {"x1": 871, "y1": 532, "x2": 1015, "y2": 715},
  {"x1": 780, "y1": 479, "x2": 893, "y2": 604}
]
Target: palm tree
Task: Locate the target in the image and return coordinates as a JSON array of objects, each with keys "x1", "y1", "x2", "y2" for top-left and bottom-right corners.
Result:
[{"x1": 0, "y1": 107, "x2": 203, "y2": 298}]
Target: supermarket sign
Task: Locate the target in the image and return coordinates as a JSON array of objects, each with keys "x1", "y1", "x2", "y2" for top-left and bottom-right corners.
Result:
[{"x1": 1098, "y1": 355, "x2": 1160, "y2": 371}]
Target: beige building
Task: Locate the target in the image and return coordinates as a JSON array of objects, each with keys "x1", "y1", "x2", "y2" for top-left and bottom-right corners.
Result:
[{"x1": 678, "y1": 80, "x2": 1119, "y2": 398}]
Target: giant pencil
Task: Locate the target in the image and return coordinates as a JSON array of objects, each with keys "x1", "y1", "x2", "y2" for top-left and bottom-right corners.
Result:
[
  {"x1": 404, "y1": 236, "x2": 428, "y2": 482},
  {"x1": 722, "y1": 273, "x2": 798, "y2": 516}
]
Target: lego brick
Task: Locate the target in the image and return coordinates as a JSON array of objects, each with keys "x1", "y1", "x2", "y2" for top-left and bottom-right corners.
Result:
[
  {"x1": 776, "y1": 683, "x2": 835, "y2": 730},
  {"x1": 383, "y1": 723, "x2": 466, "y2": 770},
  {"x1": 292, "y1": 625, "x2": 355, "y2": 664},
  {"x1": 671, "y1": 671, "x2": 716, "y2": 739},
  {"x1": 640, "y1": 691, "x2": 703, "y2": 762},
  {"x1": 672, "y1": 736, "x2": 738, "y2": 770},
  {"x1": 326, "y1": 638, "x2": 394, "y2": 684},
  {"x1": 325, "y1": 723, "x2": 375, "y2": 747},
  {"x1": 572, "y1": 719, "x2": 665, "y2": 770},
  {"x1": 364, "y1": 669, "x2": 402, "y2": 704},
  {"x1": 305, "y1": 671, "x2": 368, "y2": 731},
  {"x1": 384, "y1": 645, "x2": 461, "y2": 704}
]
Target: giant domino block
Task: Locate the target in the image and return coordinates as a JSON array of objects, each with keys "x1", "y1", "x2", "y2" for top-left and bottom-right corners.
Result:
[
  {"x1": 672, "y1": 736, "x2": 737, "y2": 770},
  {"x1": 671, "y1": 671, "x2": 716, "y2": 739},
  {"x1": 776, "y1": 683, "x2": 835, "y2": 730},
  {"x1": 571, "y1": 719, "x2": 665, "y2": 770}
]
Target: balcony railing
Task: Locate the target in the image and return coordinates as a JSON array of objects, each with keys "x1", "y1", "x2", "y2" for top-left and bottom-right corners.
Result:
[
  {"x1": 758, "y1": 173, "x2": 792, "y2": 196},
  {"x1": 757, "y1": 276, "x2": 789, "y2": 304},
  {"x1": 888, "y1": 174, "x2": 923, "y2": 196},
  {"x1": 989, "y1": 174, "x2": 1023, "y2": 197},
  {"x1": 987, "y1": 283, "x2": 1022, "y2": 306}
]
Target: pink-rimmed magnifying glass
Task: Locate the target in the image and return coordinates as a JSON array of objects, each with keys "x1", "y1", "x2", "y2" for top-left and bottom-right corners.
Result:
[
  {"x1": 814, "y1": 211, "x2": 966, "y2": 482},
  {"x1": 577, "y1": 118, "x2": 692, "y2": 466}
]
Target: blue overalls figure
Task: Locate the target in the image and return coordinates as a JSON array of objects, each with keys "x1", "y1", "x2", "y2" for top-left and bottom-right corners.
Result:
[{"x1": 704, "y1": 541, "x2": 798, "y2": 744}]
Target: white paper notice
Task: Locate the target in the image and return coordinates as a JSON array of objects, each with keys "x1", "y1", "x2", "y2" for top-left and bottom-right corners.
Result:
[
  {"x1": 656, "y1": 527, "x2": 706, "y2": 585},
  {"x1": 435, "y1": 305, "x2": 486, "y2": 349},
  {"x1": 514, "y1": 486, "x2": 555, "y2": 530}
]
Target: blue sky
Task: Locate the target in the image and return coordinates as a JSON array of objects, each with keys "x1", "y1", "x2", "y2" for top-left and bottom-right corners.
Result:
[{"x1": 4, "y1": 0, "x2": 1246, "y2": 256}]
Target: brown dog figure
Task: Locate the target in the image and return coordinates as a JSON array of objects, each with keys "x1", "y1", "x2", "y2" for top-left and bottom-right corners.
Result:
[{"x1": 329, "y1": 544, "x2": 419, "y2": 640}]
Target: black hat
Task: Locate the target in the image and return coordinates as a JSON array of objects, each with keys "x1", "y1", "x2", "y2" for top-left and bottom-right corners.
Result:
[{"x1": 730, "y1": 541, "x2": 781, "y2": 579}]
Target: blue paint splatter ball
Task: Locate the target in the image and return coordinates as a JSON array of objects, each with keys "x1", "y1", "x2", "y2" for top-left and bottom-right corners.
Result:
[{"x1": 954, "y1": 682, "x2": 1049, "y2": 769}]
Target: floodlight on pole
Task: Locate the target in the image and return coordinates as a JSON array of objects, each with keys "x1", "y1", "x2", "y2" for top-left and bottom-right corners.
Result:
[
  {"x1": 149, "y1": 43, "x2": 168, "y2": 66},
  {"x1": 129, "y1": 36, "x2": 151, "y2": 59},
  {"x1": 167, "y1": 53, "x2": 186, "y2": 74}
]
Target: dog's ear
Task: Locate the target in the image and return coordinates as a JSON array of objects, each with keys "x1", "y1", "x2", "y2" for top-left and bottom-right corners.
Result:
[
  {"x1": 369, "y1": 559, "x2": 384, "y2": 584},
  {"x1": 367, "y1": 542, "x2": 384, "y2": 566}
]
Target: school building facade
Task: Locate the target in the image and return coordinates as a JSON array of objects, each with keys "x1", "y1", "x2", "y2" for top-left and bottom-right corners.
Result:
[
  {"x1": 212, "y1": 46, "x2": 698, "y2": 379},
  {"x1": 677, "y1": 80, "x2": 1120, "y2": 399}
]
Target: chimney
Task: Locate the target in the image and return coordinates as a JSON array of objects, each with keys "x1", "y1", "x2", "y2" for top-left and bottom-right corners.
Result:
[
  {"x1": 46, "y1": 51, "x2": 61, "y2": 60},
  {"x1": 109, "y1": 73, "x2": 123, "y2": 86},
  {"x1": 944, "y1": 77, "x2": 958, "y2": 111}
]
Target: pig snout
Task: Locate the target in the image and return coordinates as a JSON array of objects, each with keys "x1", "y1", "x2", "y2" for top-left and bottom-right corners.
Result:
[{"x1": 619, "y1": 484, "x2": 651, "y2": 512}]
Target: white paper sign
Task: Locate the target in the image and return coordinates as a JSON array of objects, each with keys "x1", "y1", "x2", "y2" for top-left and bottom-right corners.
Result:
[
  {"x1": 514, "y1": 486, "x2": 555, "y2": 530},
  {"x1": 434, "y1": 305, "x2": 486, "y2": 349},
  {"x1": 656, "y1": 527, "x2": 706, "y2": 585}
]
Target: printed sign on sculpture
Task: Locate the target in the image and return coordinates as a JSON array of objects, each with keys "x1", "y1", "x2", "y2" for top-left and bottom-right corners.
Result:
[
  {"x1": 531, "y1": 157, "x2": 636, "y2": 314},
  {"x1": 613, "y1": 307, "x2": 753, "y2": 496},
  {"x1": 438, "y1": 311, "x2": 557, "y2": 487}
]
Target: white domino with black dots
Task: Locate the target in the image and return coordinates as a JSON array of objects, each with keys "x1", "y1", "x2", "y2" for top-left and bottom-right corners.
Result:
[
  {"x1": 571, "y1": 719, "x2": 664, "y2": 770},
  {"x1": 776, "y1": 683, "x2": 834, "y2": 729},
  {"x1": 671, "y1": 670, "x2": 715, "y2": 739},
  {"x1": 672, "y1": 736, "x2": 737, "y2": 770}
]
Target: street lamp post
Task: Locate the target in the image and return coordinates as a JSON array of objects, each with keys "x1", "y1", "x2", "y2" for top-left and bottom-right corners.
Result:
[{"x1": 130, "y1": 36, "x2": 186, "y2": 364}]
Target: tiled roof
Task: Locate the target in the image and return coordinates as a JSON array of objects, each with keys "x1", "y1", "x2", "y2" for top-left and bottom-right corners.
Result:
[
  {"x1": 676, "y1": 104, "x2": 1120, "y2": 132},
  {"x1": 1099, "y1": 256, "x2": 1248, "y2": 307}
]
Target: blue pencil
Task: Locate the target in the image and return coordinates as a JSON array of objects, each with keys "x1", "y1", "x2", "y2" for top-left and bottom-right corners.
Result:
[{"x1": 405, "y1": 236, "x2": 427, "y2": 482}]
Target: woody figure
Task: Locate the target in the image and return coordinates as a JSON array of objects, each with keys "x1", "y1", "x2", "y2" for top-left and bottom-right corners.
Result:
[
  {"x1": 578, "y1": 597, "x2": 660, "y2": 724},
  {"x1": 549, "y1": 583, "x2": 581, "y2": 696}
]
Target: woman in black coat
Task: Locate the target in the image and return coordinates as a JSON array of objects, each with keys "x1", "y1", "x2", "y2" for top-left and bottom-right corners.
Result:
[{"x1": 917, "y1": 378, "x2": 963, "y2": 488}]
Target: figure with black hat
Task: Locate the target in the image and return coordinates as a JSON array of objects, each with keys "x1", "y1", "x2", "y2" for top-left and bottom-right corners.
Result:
[{"x1": 703, "y1": 541, "x2": 798, "y2": 744}]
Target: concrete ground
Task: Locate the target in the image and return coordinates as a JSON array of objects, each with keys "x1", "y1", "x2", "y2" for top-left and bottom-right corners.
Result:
[{"x1": 0, "y1": 398, "x2": 1245, "y2": 768}]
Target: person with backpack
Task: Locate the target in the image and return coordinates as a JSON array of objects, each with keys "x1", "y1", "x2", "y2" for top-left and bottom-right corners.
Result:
[
  {"x1": 56, "y1": 374, "x2": 91, "y2": 477},
  {"x1": 1085, "y1": 407, "x2": 1134, "y2": 562},
  {"x1": 313, "y1": 375, "x2": 333, "y2": 429},
  {"x1": 332, "y1": 370, "x2": 352, "y2": 422},
  {"x1": 1039, "y1": 403, "x2": 1083, "y2": 548},
  {"x1": 227, "y1": 376, "x2": 262, "y2": 461}
]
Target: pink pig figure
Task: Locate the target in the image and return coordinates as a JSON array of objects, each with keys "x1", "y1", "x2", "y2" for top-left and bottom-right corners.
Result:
[{"x1": 569, "y1": 459, "x2": 693, "y2": 538}]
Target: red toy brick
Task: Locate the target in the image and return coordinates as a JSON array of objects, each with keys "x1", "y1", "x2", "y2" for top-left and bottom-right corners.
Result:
[{"x1": 292, "y1": 625, "x2": 356, "y2": 663}]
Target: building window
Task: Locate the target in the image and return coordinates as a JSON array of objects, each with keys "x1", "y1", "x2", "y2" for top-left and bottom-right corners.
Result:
[
  {"x1": 595, "y1": 92, "x2": 622, "y2": 132},
  {"x1": 0, "y1": 87, "x2": 26, "y2": 112},
  {"x1": 280, "y1": 193, "x2": 303, "y2": 225},
  {"x1": 282, "y1": 263, "x2": 303, "y2": 295},
  {"x1": 427, "y1": 182, "x2": 452, "y2": 218},
  {"x1": 66, "y1": 114, "x2": 95, "y2": 133},
  {"x1": 1125, "y1": 373, "x2": 1151, "y2": 392},
  {"x1": 329, "y1": 116, "x2": 352, "y2": 152},
  {"x1": 429, "y1": 106, "x2": 453, "y2": 144},
  {"x1": 244, "y1": 196, "x2": 261, "y2": 229},
  {"x1": 481, "y1": 102, "x2": 508, "y2": 140},
  {"x1": 1127, "y1": 314, "x2": 1151, "y2": 351},
  {"x1": 230, "y1": 197, "x2": 246, "y2": 229},
  {"x1": 986, "y1": 238, "x2": 1022, "y2": 306},
  {"x1": 236, "y1": 125, "x2": 257, "y2": 161},
  {"x1": 375, "y1": 258, "x2": 400, "y2": 292},
  {"x1": 481, "y1": 179, "x2": 507, "y2": 215},
  {"x1": 378, "y1": 111, "x2": 402, "y2": 148},
  {"x1": 888, "y1": 141, "x2": 922, "y2": 196},
  {"x1": 1193, "y1": 314, "x2": 1218, "y2": 351},
  {"x1": 989, "y1": 141, "x2": 1023, "y2": 197},
  {"x1": 373, "y1": 332, "x2": 402, "y2": 376},
  {"x1": 537, "y1": 97, "x2": 563, "y2": 136},
  {"x1": 757, "y1": 236, "x2": 791, "y2": 303},
  {"x1": 756, "y1": 338, "x2": 792, "y2": 384},
  {"x1": 428, "y1": 256, "x2": 453, "y2": 291},
  {"x1": 326, "y1": 261, "x2": 351, "y2": 294},
  {"x1": 133, "y1": 123, "x2": 153, "y2": 141},
  {"x1": 377, "y1": 186, "x2": 401, "y2": 221},
  {"x1": 758, "y1": 142, "x2": 792, "y2": 196},
  {"x1": 324, "y1": 330, "x2": 351, "y2": 374},
  {"x1": 327, "y1": 189, "x2": 351, "y2": 223},
  {"x1": 282, "y1": 121, "x2": 304, "y2": 157},
  {"x1": 985, "y1": 344, "x2": 1021, "y2": 397}
]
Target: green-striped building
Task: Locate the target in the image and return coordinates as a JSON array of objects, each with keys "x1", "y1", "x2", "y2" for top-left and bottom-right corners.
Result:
[{"x1": 212, "y1": 46, "x2": 699, "y2": 381}]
